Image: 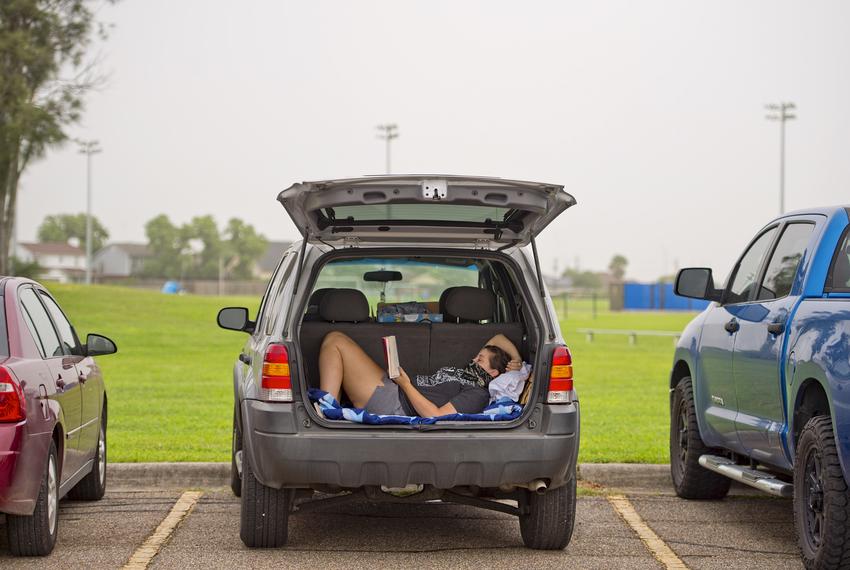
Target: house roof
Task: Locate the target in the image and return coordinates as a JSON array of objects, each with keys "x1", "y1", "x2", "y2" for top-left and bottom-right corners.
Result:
[
  {"x1": 104, "y1": 242, "x2": 150, "y2": 257},
  {"x1": 19, "y1": 242, "x2": 85, "y2": 256},
  {"x1": 258, "y1": 241, "x2": 293, "y2": 272}
]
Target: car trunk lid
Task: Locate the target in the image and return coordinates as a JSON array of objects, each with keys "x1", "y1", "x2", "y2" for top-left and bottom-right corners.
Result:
[{"x1": 278, "y1": 175, "x2": 575, "y2": 248}]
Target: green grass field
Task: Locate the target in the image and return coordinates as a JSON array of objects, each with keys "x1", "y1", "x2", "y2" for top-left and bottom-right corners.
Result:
[{"x1": 49, "y1": 284, "x2": 697, "y2": 463}]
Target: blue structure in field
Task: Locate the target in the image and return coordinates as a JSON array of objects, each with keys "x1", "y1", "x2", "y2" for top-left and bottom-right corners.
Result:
[{"x1": 623, "y1": 283, "x2": 710, "y2": 311}]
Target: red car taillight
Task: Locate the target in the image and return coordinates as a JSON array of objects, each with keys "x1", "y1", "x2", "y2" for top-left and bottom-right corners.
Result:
[
  {"x1": 0, "y1": 366, "x2": 26, "y2": 422},
  {"x1": 261, "y1": 344, "x2": 292, "y2": 402},
  {"x1": 547, "y1": 346, "x2": 573, "y2": 404}
]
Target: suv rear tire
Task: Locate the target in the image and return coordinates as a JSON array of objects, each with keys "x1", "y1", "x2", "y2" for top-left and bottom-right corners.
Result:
[
  {"x1": 7, "y1": 441, "x2": 59, "y2": 556},
  {"x1": 670, "y1": 377, "x2": 731, "y2": 500},
  {"x1": 794, "y1": 415, "x2": 850, "y2": 569},
  {"x1": 519, "y1": 476, "x2": 576, "y2": 550},
  {"x1": 240, "y1": 450, "x2": 293, "y2": 548}
]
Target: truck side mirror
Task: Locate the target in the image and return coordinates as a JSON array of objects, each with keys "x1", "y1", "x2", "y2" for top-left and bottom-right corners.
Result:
[{"x1": 675, "y1": 268, "x2": 722, "y2": 302}]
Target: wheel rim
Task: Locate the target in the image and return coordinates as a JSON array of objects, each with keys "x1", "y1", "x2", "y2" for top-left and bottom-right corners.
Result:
[
  {"x1": 677, "y1": 406, "x2": 689, "y2": 464},
  {"x1": 98, "y1": 426, "x2": 106, "y2": 488},
  {"x1": 803, "y1": 447, "x2": 825, "y2": 551},
  {"x1": 47, "y1": 455, "x2": 58, "y2": 536},
  {"x1": 672, "y1": 399, "x2": 689, "y2": 481}
]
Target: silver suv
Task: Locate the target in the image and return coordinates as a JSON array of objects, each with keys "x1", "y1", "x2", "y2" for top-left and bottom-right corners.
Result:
[{"x1": 218, "y1": 175, "x2": 579, "y2": 549}]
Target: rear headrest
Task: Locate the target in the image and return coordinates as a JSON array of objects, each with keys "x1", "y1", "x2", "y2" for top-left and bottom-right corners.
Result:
[
  {"x1": 319, "y1": 289, "x2": 370, "y2": 323},
  {"x1": 444, "y1": 287, "x2": 495, "y2": 322}
]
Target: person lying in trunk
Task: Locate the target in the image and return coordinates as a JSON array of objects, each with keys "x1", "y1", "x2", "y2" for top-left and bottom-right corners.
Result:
[{"x1": 319, "y1": 331, "x2": 522, "y2": 417}]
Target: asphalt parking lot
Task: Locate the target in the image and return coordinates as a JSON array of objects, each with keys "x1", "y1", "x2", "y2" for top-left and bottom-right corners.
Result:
[{"x1": 0, "y1": 465, "x2": 803, "y2": 569}]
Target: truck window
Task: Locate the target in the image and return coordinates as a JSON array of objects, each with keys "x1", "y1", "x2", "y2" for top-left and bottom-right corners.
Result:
[
  {"x1": 828, "y1": 228, "x2": 850, "y2": 291},
  {"x1": 757, "y1": 223, "x2": 814, "y2": 301},
  {"x1": 725, "y1": 227, "x2": 778, "y2": 304}
]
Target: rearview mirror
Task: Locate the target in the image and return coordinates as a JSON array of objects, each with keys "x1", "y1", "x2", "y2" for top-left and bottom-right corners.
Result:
[
  {"x1": 675, "y1": 268, "x2": 722, "y2": 302},
  {"x1": 86, "y1": 334, "x2": 117, "y2": 357},
  {"x1": 218, "y1": 307, "x2": 254, "y2": 333},
  {"x1": 363, "y1": 270, "x2": 403, "y2": 282}
]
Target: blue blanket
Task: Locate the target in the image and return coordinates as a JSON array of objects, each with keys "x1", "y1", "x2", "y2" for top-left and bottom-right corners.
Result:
[{"x1": 308, "y1": 388, "x2": 523, "y2": 425}]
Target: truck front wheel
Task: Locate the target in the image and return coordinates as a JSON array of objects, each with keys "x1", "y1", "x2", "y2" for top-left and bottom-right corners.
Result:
[
  {"x1": 670, "y1": 377, "x2": 731, "y2": 499},
  {"x1": 794, "y1": 415, "x2": 850, "y2": 569}
]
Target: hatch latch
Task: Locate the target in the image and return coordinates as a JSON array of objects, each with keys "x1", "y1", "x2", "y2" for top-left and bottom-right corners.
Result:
[
  {"x1": 421, "y1": 179, "x2": 448, "y2": 200},
  {"x1": 474, "y1": 239, "x2": 491, "y2": 250},
  {"x1": 343, "y1": 237, "x2": 361, "y2": 248}
]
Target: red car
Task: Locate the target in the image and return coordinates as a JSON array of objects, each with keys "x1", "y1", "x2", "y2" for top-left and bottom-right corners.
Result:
[{"x1": 0, "y1": 277, "x2": 116, "y2": 556}]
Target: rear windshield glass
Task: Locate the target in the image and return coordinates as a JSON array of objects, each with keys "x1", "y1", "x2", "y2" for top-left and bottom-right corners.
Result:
[
  {"x1": 313, "y1": 258, "x2": 479, "y2": 313},
  {"x1": 0, "y1": 294, "x2": 7, "y2": 358},
  {"x1": 323, "y1": 204, "x2": 511, "y2": 224}
]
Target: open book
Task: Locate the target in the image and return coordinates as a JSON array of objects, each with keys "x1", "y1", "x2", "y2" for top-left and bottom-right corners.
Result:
[{"x1": 382, "y1": 335, "x2": 400, "y2": 379}]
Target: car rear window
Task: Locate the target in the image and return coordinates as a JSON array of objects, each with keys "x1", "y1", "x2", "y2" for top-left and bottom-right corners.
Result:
[{"x1": 0, "y1": 293, "x2": 8, "y2": 358}]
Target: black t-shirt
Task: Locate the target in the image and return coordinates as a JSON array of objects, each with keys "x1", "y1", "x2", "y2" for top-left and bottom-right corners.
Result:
[{"x1": 400, "y1": 363, "x2": 492, "y2": 415}]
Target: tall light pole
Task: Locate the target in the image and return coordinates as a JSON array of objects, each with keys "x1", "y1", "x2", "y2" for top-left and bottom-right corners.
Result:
[
  {"x1": 765, "y1": 102, "x2": 796, "y2": 215},
  {"x1": 78, "y1": 140, "x2": 101, "y2": 285},
  {"x1": 376, "y1": 124, "x2": 399, "y2": 174}
]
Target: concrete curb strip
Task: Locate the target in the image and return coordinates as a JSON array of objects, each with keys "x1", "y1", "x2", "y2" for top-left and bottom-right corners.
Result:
[{"x1": 108, "y1": 462, "x2": 671, "y2": 490}]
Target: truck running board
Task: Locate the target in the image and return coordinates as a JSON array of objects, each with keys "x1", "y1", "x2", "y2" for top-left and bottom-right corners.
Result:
[{"x1": 698, "y1": 455, "x2": 793, "y2": 498}]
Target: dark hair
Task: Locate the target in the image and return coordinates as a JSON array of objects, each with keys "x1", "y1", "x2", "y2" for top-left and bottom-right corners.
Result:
[{"x1": 483, "y1": 345, "x2": 510, "y2": 374}]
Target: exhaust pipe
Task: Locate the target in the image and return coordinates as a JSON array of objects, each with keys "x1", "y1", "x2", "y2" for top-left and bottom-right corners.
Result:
[{"x1": 498, "y1": 479, "x2": 549, "y2": 494}]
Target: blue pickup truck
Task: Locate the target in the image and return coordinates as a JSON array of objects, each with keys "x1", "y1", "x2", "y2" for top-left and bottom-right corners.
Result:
[{"x1": 670, "y1": 206, "x2": 850, "y2": 570}]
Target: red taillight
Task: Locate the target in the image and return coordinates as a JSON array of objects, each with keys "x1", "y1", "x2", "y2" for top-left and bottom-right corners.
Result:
[
  {"x1": 261, "y1": 344, "x2": 292, "y2": 402},
  {"x1": 0, "y1": 366, "x2": 26, "y2": 422},
  {"x1": 547, "y1": 346, "x2": 573, "y2": 404}
]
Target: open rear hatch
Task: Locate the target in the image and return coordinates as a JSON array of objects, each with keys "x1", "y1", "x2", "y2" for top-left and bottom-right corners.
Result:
[{"x1": 278, "y1": 175, "x2": 575, "y2": 248}]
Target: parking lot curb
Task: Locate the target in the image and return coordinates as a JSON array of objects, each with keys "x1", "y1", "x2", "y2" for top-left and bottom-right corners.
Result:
[{"x1": 108, "y1": 462, "x2": 671, "y2": 490}]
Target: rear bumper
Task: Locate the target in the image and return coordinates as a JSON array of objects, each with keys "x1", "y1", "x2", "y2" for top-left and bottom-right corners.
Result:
[
  {"x1": 0, "y1": 421, "x2": 36, "y2": 516},
  {"x1": 242, "y1": 399, "x2": 580, "y2": 490}
]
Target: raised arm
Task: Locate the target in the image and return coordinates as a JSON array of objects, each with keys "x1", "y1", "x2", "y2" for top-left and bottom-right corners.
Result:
[{"x1": 484, "y1": 334, "x2": 521, "y2": 363}]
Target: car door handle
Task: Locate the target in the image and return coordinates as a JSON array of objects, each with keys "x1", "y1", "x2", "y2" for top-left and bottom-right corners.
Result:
[
  {"x1": 767, "y1": 322, "x2": 785, "y2": 335},
  {"x1": 55, "y1": 375, "x2": 65, "y2": 390},
  {"x1": 239, "y1": 353, "x2": 252, "y2": 365},
  {"x1": 724, "y1": 319, "x2": 740, "y2": 333},
  {"x1": 78, "y1": 372, "x2": 87, "y2": 384}
]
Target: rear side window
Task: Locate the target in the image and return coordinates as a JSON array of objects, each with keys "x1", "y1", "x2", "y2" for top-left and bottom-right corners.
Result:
[
  {"x1": 828, "y1": 227, "x2": 850, "y2": 292},
  {"x1": 725, "y1": 227, "x2": 778, "y2": 304},
  {"x1": 757, "y1": 223, "x2": 814, "y2": 301},
  {"x1": 0, "y1": 294, "x2": 8, "y2": 358},
  {"x1": 19, "y1": 288, "x2": 62, "y2": 358}
]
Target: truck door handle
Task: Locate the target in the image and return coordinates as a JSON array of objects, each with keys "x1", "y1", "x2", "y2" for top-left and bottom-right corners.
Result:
[
  {"x1": 239, "y1": 353, "x2": 252, "y2": 365},
  {"x1": 767, "y1": 322, "x2": 785, "y2": 335},
  {"x1": 724, "y1": 319, "x2": 740, "y2": 333}
]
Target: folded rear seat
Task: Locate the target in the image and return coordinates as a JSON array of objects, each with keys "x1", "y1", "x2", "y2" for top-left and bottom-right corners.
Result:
[
  {"x1": 429, "y1": 287, "x2": 524, "y2": 370},
  {"x1": 299, "y1": 288, "x2": 431, "y2": 387}
]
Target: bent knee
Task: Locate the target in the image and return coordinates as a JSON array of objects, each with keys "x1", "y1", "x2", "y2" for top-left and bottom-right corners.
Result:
[{"x1": 322, "y1": 330, "x2": 351, "y2": 346}]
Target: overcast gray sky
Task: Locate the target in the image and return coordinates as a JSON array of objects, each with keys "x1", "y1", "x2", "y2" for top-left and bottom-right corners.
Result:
[{"x1": 15, "y1": 0, "x2": 850, "y2": 281}]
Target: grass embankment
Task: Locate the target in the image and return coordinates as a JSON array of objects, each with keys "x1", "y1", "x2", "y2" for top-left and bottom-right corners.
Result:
[
  {"x1": 51, "y1": 285, "x2": 697, "y2": 463},
  {"x1": 51, "y1": 284, "x2": 252, "y2": 462}
]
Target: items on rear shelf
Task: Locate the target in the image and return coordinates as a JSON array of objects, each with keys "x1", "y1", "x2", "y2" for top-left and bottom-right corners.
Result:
[{"x1": 377, "y1": 301, "x2": 444, "y2": 323}]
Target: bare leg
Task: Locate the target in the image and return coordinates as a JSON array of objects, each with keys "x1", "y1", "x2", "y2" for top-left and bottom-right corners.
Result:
[{"x1": 318, "y1": 331, "x2": 386, "y2": 407}]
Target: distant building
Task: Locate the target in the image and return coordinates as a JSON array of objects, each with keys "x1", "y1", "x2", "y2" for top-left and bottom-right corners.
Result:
[
  {"x1": 15, "y1": 242, "x2": 86, "y2": 283},
  {"x1": 543, "y1": 274, "x2": 573, "y2": 294},
  {"x1": 255, "y1": 241, "x2": 294, "y2": 280},
  {"x1": 94, "y1": 243, "x2": 151, "y2": 277}
]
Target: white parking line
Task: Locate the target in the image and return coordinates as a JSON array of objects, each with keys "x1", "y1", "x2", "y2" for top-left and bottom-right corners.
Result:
[
  {"x1": 122, "y1": 491, "x2": 203, "y2": 569},
  {"x1": 607, "y1": 494, "x2": 689, "y2": 570}
]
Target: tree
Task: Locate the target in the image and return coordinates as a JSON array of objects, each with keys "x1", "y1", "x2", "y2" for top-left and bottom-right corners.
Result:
[
  {"x1": 37, "y1": 213, "x2": 109, "y2": 252},
  {"x1": 223, "y1": 218, "x2": 268, "y2": 279},
  {"x1": 562, "y1": 268, "x2": 603, "y2": 290},
  {"x1": 141, "y1": 215, "x2": 187, "y2": 279},
  {"x1": 609, "y1": 254, "x2": 628, "y2": 281},
  {"x1": 0, "y1": 1, "x2": 113, "y2": 274},
  {"x1": 141, "y1": 214, "x2": 267, "y2": 280}
]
